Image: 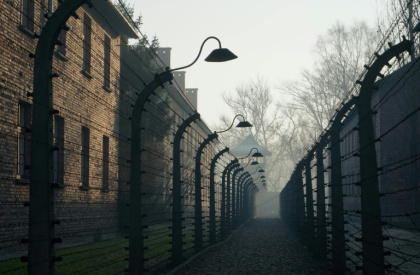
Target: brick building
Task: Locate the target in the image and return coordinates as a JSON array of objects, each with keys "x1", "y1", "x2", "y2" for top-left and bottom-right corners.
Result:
[
  {"x1": 0, "y1": 0, "x2": 137, "y2": 256},
  {"x1": 1, "y1": 1, "x2": 223, "y2": 266}
]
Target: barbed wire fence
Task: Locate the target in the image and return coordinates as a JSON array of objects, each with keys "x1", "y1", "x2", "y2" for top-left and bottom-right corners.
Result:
[
  {"x1": 280, "y1": 0, "x2": 420, "y2": 273},
  {"x1": 0, "y1": 0, "x2": 259, "y2": 274}
]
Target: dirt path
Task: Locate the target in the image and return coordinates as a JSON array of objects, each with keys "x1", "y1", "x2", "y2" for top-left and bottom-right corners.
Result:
[{"x1": 172, "y1": 218, "x2": 329, "y2": 274}]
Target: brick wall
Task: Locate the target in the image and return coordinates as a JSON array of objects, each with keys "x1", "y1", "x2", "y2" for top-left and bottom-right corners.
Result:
[
  {"x1": 339, "y1": 60, "x2": 420, "y2": 223},
  {"x1": 0, "y1": 0, "x2": 131, "y2": 257}
]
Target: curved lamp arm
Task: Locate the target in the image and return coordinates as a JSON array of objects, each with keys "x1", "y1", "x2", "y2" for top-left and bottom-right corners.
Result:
[
  {"x1": 238, "y1": 147, "x2": 262, "y2": 159},
  {"x1": 250, "y1": 166, "x2": 265, "y2": 174},
  {"x1": 216, "y1": 114, "x2": 252, "y2": 134},
  {"x1": 242, "y1": 159, "x2": 254, "y2": 169},
  {"x1": 167, "y1": 36, "x2": 236, "y2": 73}
]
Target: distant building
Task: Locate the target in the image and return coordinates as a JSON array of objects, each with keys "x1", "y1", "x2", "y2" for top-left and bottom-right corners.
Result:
[
  {"x1": 186, "y1": 88, "x2": 199, "y2": 109},
  {"x1": 230, "y1": 134, "x2": 272, "y2": 189}
]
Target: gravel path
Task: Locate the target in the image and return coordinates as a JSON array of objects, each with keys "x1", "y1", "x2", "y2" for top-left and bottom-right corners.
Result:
[{"x1": 172, "y1": 218, "x2": 329, "y2": 275}]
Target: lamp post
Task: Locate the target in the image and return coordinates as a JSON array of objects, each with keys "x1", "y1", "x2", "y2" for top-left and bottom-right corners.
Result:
[
  {"x1": 250, "y1": 166, "x2": 265, "y2": 174},
  {"x1": 194, "y1": 114, "x2": 251, "y2": 252},
  {"x1": 241, "y1": 158, "x2": 258, "y2": 170},
  {"x1": 249, "y1": 166, "x2": 265, "y2": 187},
  {"x1": 221, "y1": 160, "x2": 238, "y2": 239},
  {"x1": 244, "y1": 179, "x2": 256, "y2": 220},
  {"x1": 238, "y1": 175, "x2": 251, "y2": 223},
  {"x1": 237, "y1": 147, "x2": 263, "y2": 169},
  {"x1": 130, "y1": 36, "x2": 237, "y2": 270},
  {"x1": 171, "y1": 113, "x2": 200, "y2": 266},
  {"x1": 304, "y1": 149, "x2": 316, "y2": 251},
  {"x1": 29, "y1": 1, "x2": 93, "y2": 273},
  {"x1": 226, "y1": 147, "x2": 262, "y2": 232},
  {"x1": 31, "y1": 2, "x2": 236, "y2": 271},
  {"x1": 330, "y1": 98, "x2": 356, "y2": 274},
  {"x1": 356, "y1": 40, "x2": 411, "y2": 274},
  {"x1": 234, "y1": 172, "x2": 249, "y2": 229},
  {"x1": 225, "y1": 161, "x2": 240, "y2": 237},
  {"x1": 294, "y1": 161, "x2": 306, "y2": 239},
  {"x1": 231, "y1": 166, "x2": 244, "y2": 231},
  {"x1": 209, "y1": 148, "x2": 229, "y2": 245},
  {"x1": 194, "y1": 132, "x2": 217, "y2": 253},
  {"x1": 315, "y1": 135, "x2": 328, "y2": 263}
]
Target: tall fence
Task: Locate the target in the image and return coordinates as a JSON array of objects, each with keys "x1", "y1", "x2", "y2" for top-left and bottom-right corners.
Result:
[
  {"x1": 280, "y1": 1, "x2": 420, "y2": 274},
  {"x1": 0, "y1": 0, "x2": 260, "y2": 274}
]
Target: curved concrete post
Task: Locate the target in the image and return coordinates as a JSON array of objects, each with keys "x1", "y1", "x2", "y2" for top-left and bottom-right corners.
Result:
[
  {"x1": 194, "y1": 132, "x2": 218, "y2": 253},
  {"x1": 226, "y1": 162, "x2": 239, "y2": 236},
  {"x1": 130, "y1": 72, "x2": 174, "y2": 272},
  {"x1": 235, "y1": 172, "x2": 248, "y2": 228},
  {"x1": 30, "y1": 1, "x2": 87, "y2": 274},
  {"x1": 357, "y1": 39, "x2": 412, "y2": 274},
  {"x1": 243, "y1": 179, "x2": 254, "y2": 221},
  {"x1": 243, "y1": 178, "x2": 252, "y2": 221},
  {"x1": 315, "y1": 135, "x2": 328, "y2": 262},
  {"x1": 171, "y1": 113, "x2": 200, "y2": 265},
  {"x1": 231, "y1": 167, "x2": 243, "y2": 230},
  {"x1": 221, "y1": 160, "x2": 237, "y2": 239},
  {"x1": 295, "y1": 161, "x2": 306, "y2": 239},
  {"x1": 330, "y1": 97, "x2": 356, "y2": 274},
  {"x1": 304, "y1": 150, "x2": 315, "y2": 247},
  {"x1": 209, "y1": 148, "x2": 229, "y2": 244}
]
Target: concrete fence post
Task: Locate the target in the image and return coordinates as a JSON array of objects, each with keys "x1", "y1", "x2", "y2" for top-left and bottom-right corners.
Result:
[
  {"x1": 194, "y1": 133, "x2": 217, "y2": 253},
  {"x1": 171, "y1": 113, "x2": 200, "y2": 266},
  {"x1": 209, "y1": 148, "x2": 229, "y2": 245}
]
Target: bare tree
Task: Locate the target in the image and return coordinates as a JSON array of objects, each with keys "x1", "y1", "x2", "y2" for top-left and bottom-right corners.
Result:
[
  {"x1": 217, "y1": 77, "x2": 290, "y2": 191},
  {"x1": 279, "y1": 21, "x2": 379, "y2": 138},
  {"x1": 375, "y1": 0, "x2": 418, "y2": 39},
  {"x1": 375, "y1": 0, "x2": 420, "y2": 60}
]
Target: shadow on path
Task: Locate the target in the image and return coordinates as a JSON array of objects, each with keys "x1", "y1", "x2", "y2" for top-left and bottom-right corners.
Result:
[{"x1": 172, "y1": 218, "x2": 329, "y2": 274}]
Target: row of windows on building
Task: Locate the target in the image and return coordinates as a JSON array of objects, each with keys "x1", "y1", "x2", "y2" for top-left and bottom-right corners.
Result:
[
  {"x1": 18, "y1": 102, "x2": 110, "y2": 191},
  {"x1": 21, "y1": 0, "x2": 112, "y2": 90}
]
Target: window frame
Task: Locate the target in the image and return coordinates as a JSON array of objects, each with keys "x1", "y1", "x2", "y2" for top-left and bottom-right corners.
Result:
[
  {"x1": 81, "y1": 126, "x2": 90, "y2": 189},
  {"x1": 102, "y1": 135, "x2": 109, "y2": 192},
  {"x1": 21, "y1": 0, "x2": 35, "y2": 32},
  {"x1": 17, "y1": 102, "x2": 32, "y2": 181},
  {"x1": 82, "y1": 13, "x2": 92, "y2": 77},
  {"x1": 103, "y1": 34, "x2": 111, "y2": 90}
]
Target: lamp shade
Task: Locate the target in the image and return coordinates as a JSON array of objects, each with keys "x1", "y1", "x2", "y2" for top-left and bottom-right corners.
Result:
[
  {"x1": 236, "y1": 121, "x2": 253, "y2": 128},
  {"x1": 252, "y1": 152, "x2": 263, "y2": 158},
  {"x1": 205, "y1": 48, "x2": 238, "y2": 62}
]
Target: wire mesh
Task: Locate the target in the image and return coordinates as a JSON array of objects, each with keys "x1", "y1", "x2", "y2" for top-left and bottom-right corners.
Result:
[
  {"x1": 280, "y1": 1, "x2": 420, "y2": 273},
  {"x1": 0, "y1": 1, "x2": 254, "y2": 274}
]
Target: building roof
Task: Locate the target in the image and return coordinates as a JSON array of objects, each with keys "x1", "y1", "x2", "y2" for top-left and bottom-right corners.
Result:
[
  {"x1": 91, "y1": 1, "x2": 138, "y2": 38},
  {"x1": 230, "y1": 134, "x2": 272, "y2": 158}
]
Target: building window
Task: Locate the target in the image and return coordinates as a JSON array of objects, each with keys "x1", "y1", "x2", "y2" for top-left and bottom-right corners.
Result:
[
  {"x1": 56, "y1": 29, "x2": 67, "y2": 56},
  {"x1": 81, "y1": 126, "x2": 90, "y2": 189},
  {"x1": 54, "y1": 116, "x2": 64, "y2": 185},
  {"x1": 103, "y1": 35, "x2": 111, "y2": 90},
  {"x1": 22, "y1": 0, "x2": 34, "y2": 32},
  {"x1": 48, "y1": 0, "x2": 54, "y2": 15},
  {"x1": 102, "y1": 136, "x2": 109, "y2": 191},
  {"x1": 53, "y1": 1, "x2": 67, "y2": 58},
  {"x1": 82, "y1": 13, "x2": 92, "y2": 76},
  {"x1": 17, "y1": 102, "x2": 32, "y2": 180}
]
